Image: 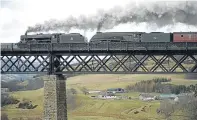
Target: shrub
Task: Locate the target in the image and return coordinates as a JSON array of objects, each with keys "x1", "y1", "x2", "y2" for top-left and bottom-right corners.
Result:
[
  {"x1": 70, "y1": 88, "x2": 77, "y2": 94},
  {"x1": 17, "y1": 99, "x2": 37, "y2": 109},
  {"x1": 1, "y1": 94, "x2": 20, "y2": 106},
  {"x1": 80, "y1": 87, "x2": 89, "y2": 95}
]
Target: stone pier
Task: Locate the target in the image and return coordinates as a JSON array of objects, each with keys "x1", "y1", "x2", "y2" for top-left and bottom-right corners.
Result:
[{"x1": 43, "y1": 75, "x2": 67, "y2": 120}]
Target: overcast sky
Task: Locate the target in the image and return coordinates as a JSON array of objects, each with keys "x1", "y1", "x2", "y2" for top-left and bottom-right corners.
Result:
[{"x1": 1, "y1": 0, "x2": 197, "y2": 43}]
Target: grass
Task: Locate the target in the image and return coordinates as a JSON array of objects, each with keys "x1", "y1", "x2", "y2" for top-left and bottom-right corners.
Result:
[
  {"x1": 1, "y1": 88, "x2": 44, "y2": 119},
  {"x1": 66, "y1": 74, "x2": 197, "y2": 91},
  {"x1": 2, "y1": 74, "x2": 197, "y2": 120},
  {"x1": 71, "y1": 94, "x2": 161, "y2": 120}
]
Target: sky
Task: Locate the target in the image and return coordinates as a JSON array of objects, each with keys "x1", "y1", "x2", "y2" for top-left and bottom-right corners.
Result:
[{"x1": 1, "y1": 0, "x2": 197, "y2": 43}]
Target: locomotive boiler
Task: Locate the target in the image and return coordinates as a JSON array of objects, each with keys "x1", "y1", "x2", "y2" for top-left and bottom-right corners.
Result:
[{"x1": 90, "y1": 32, "x2": 145, "y2": 42}]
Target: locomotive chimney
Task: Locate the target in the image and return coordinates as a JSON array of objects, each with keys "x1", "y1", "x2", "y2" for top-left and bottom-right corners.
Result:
[{"x1": 25, "y1": 31, "x2": 28, "y2": 36}]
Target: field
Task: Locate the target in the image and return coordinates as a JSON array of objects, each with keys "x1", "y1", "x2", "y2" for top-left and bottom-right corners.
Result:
[
  {"x1": 66, "y1": 74, "x2": 197, "y2": 90},
  {"x1": 2, "y1": 74, "x2": 197, "y2": 120}
]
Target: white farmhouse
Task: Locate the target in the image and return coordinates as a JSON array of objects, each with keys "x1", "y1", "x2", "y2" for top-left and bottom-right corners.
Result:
[
  {"x1": 98, "y1": 92, "x2": 117, "y2": 99},
  {"x1": 1, "y1": 88, "x2": 9, "y2": 93},
  {"x1": 139, "y1": 93, "x2": 156, "y2": 101},
  {"x1": 88, "y1": 90, "x2": 101, "y2": 94}
]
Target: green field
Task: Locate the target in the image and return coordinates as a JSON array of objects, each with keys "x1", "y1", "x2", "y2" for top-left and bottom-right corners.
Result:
[{"x1": 2, "y1": 74, "x2": 197, "y2": 120}]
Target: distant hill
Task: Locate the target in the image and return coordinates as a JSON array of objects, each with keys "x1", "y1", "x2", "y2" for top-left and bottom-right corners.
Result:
[{"x1": 1, "y1": 74, "x2": 36, "y2": 82}]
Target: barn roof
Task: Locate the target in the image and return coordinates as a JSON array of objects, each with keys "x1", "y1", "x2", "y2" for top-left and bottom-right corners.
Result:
[
  {"x1": 159, "y1": 94, "x2": 177, "y2": 98},
  {"x1": 107, "y1": 88, "x2": 124, "y2": 91},
  {"x1": 99, "y1": 91, "x2": 115, "y2": 96}
]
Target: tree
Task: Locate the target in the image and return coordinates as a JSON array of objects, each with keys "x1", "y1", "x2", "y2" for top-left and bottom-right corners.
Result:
[
  {"x1": 17, "y1": 98, "x2": 37, "y2": 109},
  {"x1": 179, "y1": 95, "x2": 197, "y2": 120},
  {"x1": 157, "y1": 99, "x2": 178, "y2": 120},
  {"x1": 125, "y1": 84, "x2": 133, "y2": 92},
  {"x1": 66, "y1": 89, "x2": 77, "y2": 110},
  {"x1": 1, "y1": 94, "x2": 20, "y2": 106},
  {"x1": 81, "y1": 87, "x2": 89, "y2": 95},
  {"x1": 70, "y1": 88, "x2": 77, "y2": 94},
  {"x1": 157, "y1": 94, "x2": 197, "y2": 120},
  {"x1": 194, "y1": 84, "x2": 197, "y2": 97}
]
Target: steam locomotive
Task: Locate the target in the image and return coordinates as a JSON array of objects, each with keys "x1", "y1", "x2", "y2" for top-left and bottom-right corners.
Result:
[
  {"x1": 19, "y1": 32, "x2": 197, "y2": 43},
  {"x1": 90, "y1": 32, "x2": 197, "y2": 42},
  {"x1": 20, "y1": 33, "x2": 86, "y2": 43}
]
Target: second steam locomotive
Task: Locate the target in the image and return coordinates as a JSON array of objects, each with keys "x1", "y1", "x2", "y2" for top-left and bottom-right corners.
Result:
[{"x1": 19, "y1": 32, "x2": 197, "y2": 43}]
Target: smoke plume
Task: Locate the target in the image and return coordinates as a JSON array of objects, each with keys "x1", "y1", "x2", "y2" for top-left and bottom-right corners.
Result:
[{"x1": 27, "y1": 1, "x2": 197, "y2": 33}]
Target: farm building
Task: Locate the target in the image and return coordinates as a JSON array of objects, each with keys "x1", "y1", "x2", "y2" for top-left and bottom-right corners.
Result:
[
  {"x1": 159, "y1": 94, "x2": 177, "y2": 100},
  {"x1": 139, "y1": 93, "x2": 156, "y2": 101},
  {"x1": 88, "y1": 90, "x2": 101, "y2": 94},
  {"x1": 98, "y1": 92, "x2": 117, "y2": 99},
  {"x1": 1, "y1": 88, "x2": 9, "y2": 93},
  {"x1": 107, "y1": 88, "x2": 125, "y2": 93}
]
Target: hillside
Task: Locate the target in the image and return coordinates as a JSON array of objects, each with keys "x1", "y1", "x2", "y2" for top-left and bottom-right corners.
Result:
[
  {"x1": 66, "y1": 74, "x2": 197, "y2": 90},
  {"x1": 1, "y1": 74, "x2": 36, "y2": 82},
  {"x1": 2, "y1": 74, "x2": 197, "y2": 120}
]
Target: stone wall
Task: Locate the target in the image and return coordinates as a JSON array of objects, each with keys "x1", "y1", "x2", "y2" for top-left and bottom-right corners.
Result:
[{"x1": 43, "y1": 75, "x2": 67, "y2": 120}]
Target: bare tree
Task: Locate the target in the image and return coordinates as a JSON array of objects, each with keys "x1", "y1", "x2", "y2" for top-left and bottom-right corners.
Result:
[
  {"x1": 178, "y1": 95, "x2": 197, "y2": 120},
  {"x1": 80, "y1": 87, "x2": 89, "y2": 95},
  {"x1": 157, "y1": 94, "x2": 197, "y2": 120},
  {"x1": 157, "y1": 99, "x2": 178, "y2": 120},
  {"x1": 70, "y1": 88, "x2": 77, "y2": 94},
  {"x1": 66, "y1": 89, "x2": 77, "y2": 110}
]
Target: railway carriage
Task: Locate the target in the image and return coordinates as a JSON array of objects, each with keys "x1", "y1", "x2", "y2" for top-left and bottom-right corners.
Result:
[{"x1": 173, "y1": 32, "x2": 197, "y2": 42}]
